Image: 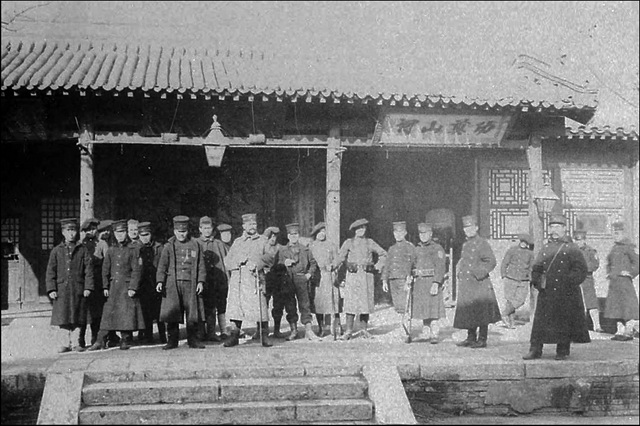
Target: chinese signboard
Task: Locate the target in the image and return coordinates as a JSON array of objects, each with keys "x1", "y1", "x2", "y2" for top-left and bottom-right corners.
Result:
[{"x1": 376, "y1": 111, "x2": 512, "y2": 146}]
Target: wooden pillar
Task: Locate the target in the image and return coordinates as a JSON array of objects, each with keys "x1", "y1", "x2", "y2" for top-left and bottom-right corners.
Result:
[
  {"x1": 326, "y1": 127, "x2": 342, "y2": 248},
  {"x1": 526, "y1": 134, "x2": 543, "y2": 315},
  {"x1": 79, "y1": 124, "x2": 95, "y2": 223}
]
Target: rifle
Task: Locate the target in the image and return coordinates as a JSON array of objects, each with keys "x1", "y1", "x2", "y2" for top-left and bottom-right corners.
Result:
[
  {"x1": 254, "y1": 268, "x2": 264, "y2": 343},
  {"x1": 401, "y1": 277, "x2": 414, "y2": 343}
]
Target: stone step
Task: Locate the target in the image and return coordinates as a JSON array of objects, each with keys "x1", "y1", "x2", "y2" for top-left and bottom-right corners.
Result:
[
  {"x1": 83, "y1": 376, "x2": 368, "y2": 406},
  {"x1": 79, "y1": 399, "x2": 374, "y2": 424}
]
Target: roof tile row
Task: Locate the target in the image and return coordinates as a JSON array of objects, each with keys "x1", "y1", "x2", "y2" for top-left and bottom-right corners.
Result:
[{"x1": 2, "y1": 37, "x2": 598, "y2": 111}]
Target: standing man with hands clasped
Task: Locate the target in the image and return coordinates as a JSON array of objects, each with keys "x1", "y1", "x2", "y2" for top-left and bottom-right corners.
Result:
[{"x1": 155, "y1": 216, "x2": 207, "y2": 350}]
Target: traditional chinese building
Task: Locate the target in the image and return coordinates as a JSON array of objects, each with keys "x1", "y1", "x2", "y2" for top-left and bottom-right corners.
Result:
[{"x1": 1, "y1": 36, "x2": 638, "y2": 311}]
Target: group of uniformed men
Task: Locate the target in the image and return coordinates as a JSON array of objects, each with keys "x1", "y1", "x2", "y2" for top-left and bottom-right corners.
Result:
[{"x1": 46, "y1": 211, "x2": 639, "y2": 360}]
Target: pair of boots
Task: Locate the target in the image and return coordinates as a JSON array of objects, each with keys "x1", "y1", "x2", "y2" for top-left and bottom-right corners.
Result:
[
  {"x1": 340, "y1": 314, "x2": 372, "y2": 340},
  {"x1": 456, "y1": 327, "x2": 487, "y2": 348},
  {"x1": 284, "y1": 322, "x2": 320, "y2": 341},
  {"x1": 87, "y1": 330, "x2": 123, "y2": 351},
  {"x1": 200, "y1": 313, "x2": 226, "y2": 342},
  {"x1": 162, "y1": 322, "x2": 204, "y2": 350},
  {"x1": 523, "y1": 342, "x2": 571, "y2": 360}
]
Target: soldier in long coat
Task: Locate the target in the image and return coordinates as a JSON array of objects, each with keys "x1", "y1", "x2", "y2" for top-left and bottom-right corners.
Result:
[
  {"x1": 223, "y1": 213, "x2": 272, "y2": 347},
  {"x1": 523, "y1": 214, "x2": 590, "y2": 361},
  {"x1": 156, "y1": 215, "x2": 207, "y2": 350},
  {"x1": 309, "y1": 222, "x2": 342, "y2": 338},
  {"x1": 78, "y1": 217, "x2": 101, "y2": 348},
  {"x1": 88, "y1": 219, "x2": 145, "y2": 350},
  {"x1": 278, "y1": 222, "x2": 320, "y2": 341},
  {"x1": 453, "y1": 215, "x2": 501, "y2": 349},
  {"x1": 412, "y1": 222, "x2": 446, "y2": 344},
  {"x1": 137, "y1": 221, "x2": 165, "y2": 344},
  {"x1": 604, "y1": 221, "x2": 639, "y2": 341},
  {"x1": 196, "y1": 216, "x2": 220, "y2": 342},
  {"x1": 382, "y1": 221, "x2": 416, "y2": 342},
  {"x1": 574, "y1": 229, "x2": 603, "y2": 333},
  {"x1": 335, "y1": 218, "x2": 387, "y2": 340},
  {"x1": 499, "y1": 233, "x2": 534, "y2": 329},
  {"x1": 46, "y1": 218, "x2": 94, "y2": 353}
]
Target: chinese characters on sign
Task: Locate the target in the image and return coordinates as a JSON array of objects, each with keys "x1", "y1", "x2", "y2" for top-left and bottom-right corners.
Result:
[{"x1": 377, "y1": 112, "x2": 511, "y2": 146}]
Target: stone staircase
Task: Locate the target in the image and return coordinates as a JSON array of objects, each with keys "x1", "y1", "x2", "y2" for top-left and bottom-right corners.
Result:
[{"x1": 77, "y1": 365, "x2": 375, "y2": 424}]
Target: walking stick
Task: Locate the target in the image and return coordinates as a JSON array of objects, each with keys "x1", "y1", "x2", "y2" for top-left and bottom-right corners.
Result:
[
  {"x1": 401, "y1": 278, "x2": 414, "y2": 343},
  {"x1": 330, "y1": 269, "x2": 337, "y2": 341},
  {"x1": 255, "y1": 269, "x2": 264, "y2": 343}
]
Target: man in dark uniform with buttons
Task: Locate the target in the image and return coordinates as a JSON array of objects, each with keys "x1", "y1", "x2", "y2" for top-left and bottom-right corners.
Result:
[
  {"x1": 573, "y1": 228, "x2": 603, "y2": 334},
  {"x1": 453, "y1": 215, "x2": 501, "y2": 349},
  {"x1": 46, "y1": 218, "x2": 94, "y2": 353},
  {"x1": 382, "y1": 221, "x2": 416, "y2": 340},
  {"x1": 197, "y1": 216, "x2": 223, "y2": 342},
  {"x1": 78, "y1": 217, "x2": 101, "y2": 348},
  {"x1": 263, "y1": 226, "x2": 296, "y2": 339},
  {"x1": 137, "y1": 221, "x2": 166, "y2": 344},
  {"x1": 88, "y1": 219, "x2": 145, "y2": 350},
  {"x1": 156, "y1": 216, "x2": 207, "y2": 349},
  {"x1": 523, "y1": 214, "x2": 590, "y2": 360},
  {"x1": 278, "y1": 222, "x2": 320, "y2": 341}
]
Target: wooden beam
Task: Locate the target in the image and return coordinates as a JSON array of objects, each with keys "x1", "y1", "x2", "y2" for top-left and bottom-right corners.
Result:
[
  {"x1": 526, "y1": 133, "x2": 543, "y2": 315},
  {"x1": 79, "y1": 123, "x2": 95, "y2": 224},
  {"x1": 326, "y1": 126, "x2": 342, "y2": 249}
]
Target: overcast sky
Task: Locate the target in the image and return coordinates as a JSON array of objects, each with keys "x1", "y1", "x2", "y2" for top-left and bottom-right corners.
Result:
[{"x1": 2, "y1": 1, "x2": 638, "y2": 127}]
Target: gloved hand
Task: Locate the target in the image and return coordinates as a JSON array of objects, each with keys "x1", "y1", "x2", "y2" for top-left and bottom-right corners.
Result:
[{"x1": 430, "y1": 282, "x2": 439, "y2": 296}]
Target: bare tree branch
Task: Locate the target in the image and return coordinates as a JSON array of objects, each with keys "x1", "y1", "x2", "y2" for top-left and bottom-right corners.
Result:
[{"x1": 1, "y1": 2, "x2": 51, "y2": 31}]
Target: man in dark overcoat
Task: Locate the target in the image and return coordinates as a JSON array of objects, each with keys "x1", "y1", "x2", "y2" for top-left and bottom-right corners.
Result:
[
  {"x1": 523, "y1": 214, "x2": 590, "y2": 361},
  {"x1": 453, "y1": 215, "x2": 501, "y2": 349},
  {"x1": 137, "y1": 221, "x2": 166, "y2": 344},
  {"x1": 156, "y1": 215, "x2": 207, "y2": 350},
  {"x1": 574, "y1": 228, "x2": 603, "y2": 333},
  {"x1": 603, "y1": 221, "x2": 639, "y2": 341},
  {"x1": 88, "y1": 219, "x2": 145, "y2": 350},
  {"x1": 46, "y1": 218, "x2": 94, "y2": 353},
  {"x1": 412, "y1": 222, "x2": 447, "y2": 344}
]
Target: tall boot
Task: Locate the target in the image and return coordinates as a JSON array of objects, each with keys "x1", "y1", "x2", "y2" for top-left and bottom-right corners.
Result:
[
  {"x1": 523, "y1": 342, "x2": 543, "y2": 360},
  {"x1": 259, "y1": 322, "x2": 273, "y2": 347},
  {"x1": 206, "y1": 312, "x2": 219, "y2": 341},
  {"x1": 286, "y1": 322, "x2": 299, "y2": 341},
  {"x1": 316, "y1": 314, "x2": 326, "y2": 337},
  {"x1": 188, "y1": 322, "x2": 205, "y2": 349},
  {"x1": 163, "y1": 323, "x2": 179, "y2": 350},
  {"x1": 340, "y1": 314, "x2": 355, "y2": 340},
  {"x1": 470, "y1": 325, "x2": 488, "y2": 348},
  {"x1": 158, "y1": 322, "x2": 167, "y2": 344},
  {"x1": 90, "y1": 322, "x2": 100, "y2": 346},
  {"x1": 120, "y1": 331, "x2": 133, "y2": 350},
  {"x1": 87, "y1": 329, "x2": 108, "y2": 351},
  {"x1": 305, "y1": 322, "x2": 321, "y2": 341},
  {"x1": 78, "y1": 325, "x2": 87, "y2": 348},
  {"x1": 217, "y1": 313, "x2": 228, "y2": 339},
  {"x1": 333, "y1": 314, "x2": 343, "y2": 336},
  {"x1": 272, "y1": 317, "x2": 285, "y2": 338}
]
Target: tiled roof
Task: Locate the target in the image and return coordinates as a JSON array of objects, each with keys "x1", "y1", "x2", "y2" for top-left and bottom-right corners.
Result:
[
  {"x1": 564, "y1": 125, "x2": 638, "y2": 140},
  {"x1": 1, "y1": 36, "x2": 598, "y2": 111}
]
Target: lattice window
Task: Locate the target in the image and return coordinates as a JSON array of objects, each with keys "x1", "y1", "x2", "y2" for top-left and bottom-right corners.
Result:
[
  {"x1": 1, "y1": 217, "x2": 20, "y2": 244},
  {"x1": 488, "y1": 168, "x2": 553, "y2": 239},
  {"x1": 41, "y1": 198, "x2": 80, "y2": 250}
]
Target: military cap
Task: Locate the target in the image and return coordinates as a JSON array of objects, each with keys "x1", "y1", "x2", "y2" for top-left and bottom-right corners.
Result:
[
  {"x1": 217, "y1": 223, "x2": 232, "y2": 232},
  {"x1": 548, "y1": 214, "x2": 566, "y2": 226},
  {"x1": 573, "y1": 229, "x2": 587, "y2": 239},
  {"x1": 112, "y1": 219, "x2": 128, "y2": 232},
  {"x1": 80, "y1": 217, "x2": 99, "y2": 231},
  {"x1": 173, "y1": 215, "x2": 190, "y2": 231},
  {"x1": 242, "y1": 213, "x2": 257, "y2": 223},
  {"x1": 417, "y1": 222, "x2": 432, "y2": 233},
  {"x1": 264, "y1": 226, "x2": 281, "y2": 238},
  {"x1": 199, "y1": 216, "x2": 213, "y2": 226},
  {"x1": 462, "y1": 215, "x2": 477, "y2": 227},
  {"x1": 518, "y1": 233, "x2": 533, "y2": 245},
  {"x1": 97, "y1": 219, "x2": 113, "y2": 232},
  {"x1": 612, "y1": 221, "x2": 625, "y2": 231},
  {"x1": 311, "y1": 222, "x2": 326, "y2": 237},
  {"x1": 285, "y1": 222, "x2": 300, "y2": 234},
  {"x1": 127, "y1": 219, "x2": 139, "y2": 227},
  {"x1": 60, "y1": 218, "x2": 78, "y2": 230},
  {"x1": 138, "y1": 221, "x2": 152, "y2": 235},
  {"x1": 393, "y1": 221, "x2": 407, "y2": 232},
  {"x1": 349, "y1": 218, "x2": 369, "y2": 231}
]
